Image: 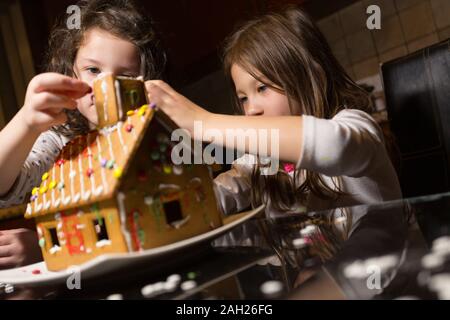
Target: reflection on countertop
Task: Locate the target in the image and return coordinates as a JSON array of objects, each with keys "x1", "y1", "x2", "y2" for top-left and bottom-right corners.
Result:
[{"x1": 3, "y1": 192, "x2": 450, "y2": 300}]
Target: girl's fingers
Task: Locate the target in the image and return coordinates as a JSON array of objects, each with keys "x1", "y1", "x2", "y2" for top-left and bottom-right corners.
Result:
[
  {"x1": 0, "y1": 244, "x2": 12, "y2": 258},
  {"x1": 32, "y1": 73, "x2": 91, "y2": 98},
  {"x1": 0, "y1": 256, "x2": 16, "y2": 269},
  {"x1": 147, "y1": 80, "x2": 176, "y2": 95},
  {"x1": 145, "y1": 82, "x2": 171, "y2": 109},
  {"x1": 35, "y1": 92, "x2": 78, "y2": 111},
  {"x1": 0, "y1": 235, "x2": 11, "y2": 246}
]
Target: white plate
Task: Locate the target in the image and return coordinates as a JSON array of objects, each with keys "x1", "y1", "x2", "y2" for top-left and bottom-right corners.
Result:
[{"x1": 0, "y1": 205, "x2": 264, "y2": 287}]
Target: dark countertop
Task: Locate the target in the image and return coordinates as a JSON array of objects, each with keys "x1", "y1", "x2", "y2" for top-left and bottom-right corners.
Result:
[{"x1": 2, "y1": 192, "x2": 450, "y2": 300}]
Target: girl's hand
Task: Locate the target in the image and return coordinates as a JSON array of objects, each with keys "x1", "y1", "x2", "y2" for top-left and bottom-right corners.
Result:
[
  {"x1": 19, "y1": 73, "x2": 91, "y2": 134},
  {"x1": 145, "y1": 80, "x2": 212, "y2": 135},
  {"x1": 0, "y1": 228, "x2": 42, "y2": 269}
]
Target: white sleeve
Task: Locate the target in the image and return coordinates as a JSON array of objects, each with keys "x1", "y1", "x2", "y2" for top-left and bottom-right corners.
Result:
[
  {"x1": 213, "y1": 154, "x2": 255, "y2": 215},
  {"x1": 0, "y1": 130, "x2": 67, "y2": 207},
  {"x1": 297, "y1": 109, "x2": 385, "y2": 178}
]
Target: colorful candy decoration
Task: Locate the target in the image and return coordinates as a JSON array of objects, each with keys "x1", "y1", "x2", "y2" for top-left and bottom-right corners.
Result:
[
  {"x1": 100, "y1": 158, "x2": 108, "y2": 168},
  {"x1": 86, "y1": 168, "x2": 94, "y2": 177},
  {"x1": 42, "y1": 172, "x2": 49, "y2": 181},
  {"x1": 113, "y1": 167, "x2": 123, "y2": 178},
  {"x1": 49, "y1": 181, "x2": 57, "y2": 189},
  {"x1": 125, "y1": 124, "x2": 134, "y2": 132}
]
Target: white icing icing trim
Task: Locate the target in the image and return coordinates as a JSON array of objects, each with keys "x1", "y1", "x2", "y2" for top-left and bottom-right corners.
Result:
[
  {"x1": 115, "y1": 80, "x2": 123, "y2": 120},
  {"x1": 77, "y1": 145, "x2": 86, "y2": 202},
  {"x1": 96, "y1": 137, "x2": 108, "y2": 193},
  {"x1": 44, "y1": 201, "x2": 51, "y2": 209},
  {"x1": 62, "y1": 196, "x2": 71, "y2": 205},
  {"x1": 69, "y1": 145, "x2": 75, "y2": 201},
  {"x1": 57, "y1": 222, "x2": 63, "y2": 229},
  {"x1": 73, "y1": 193, "x2": 81, "y2": 203},
  {"x1": 26, "y1": 204, "x2": 32, "y2": 215},
  {"x1": 86, "y1": 133, "x2": 97, "y2": 194},
  {"x1": 76, "y1": 224, "x2": 86, "y2": 230},
  {"x1": 49, "y1": 245, "x2": 61, "y2": 255},
  {"x1": 96, "y1": 239, "x2": 112, "y2": 248},
  {"x1": 116, "y1": 122, "x2": 128, "y2": 154},
  {"x1": 170, "y1": 214, "x2": 190, "y2": 229},
  {"x1": 42, "y1": 180, "x2": 47, "y2": 211},
  {"x1": 51, "y1": 166, "x2": 56, "y2": 206},
  {"x1": 55, "y1": 199, "x2": 61, "y2": 208},
  {"x1": 82, "y1": 191, "x2": 91, "y2": 200},
  {"x1": 101, "y1": 79, "x2": 108, "y2": 122},
  {"x1": 106, "y1": 130, "x2": 116, "y2": 165},
  {"x1": 94, "y1": 186, "x2": 104, "y2": 196},
  {"x1": 117, "y1": 192, "x2": 132, "y2": 252},
  {"x1": 59, "y1": 156, "x2": 66, "y2": 205},
  {"x1": 86, "y1": 248, "x2": 92, "y2": 254},
  {"x1": 35, "y1": 203, "x2": 43, "y2": 212}
]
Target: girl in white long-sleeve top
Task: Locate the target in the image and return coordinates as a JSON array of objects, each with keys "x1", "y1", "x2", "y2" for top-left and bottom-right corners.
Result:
[{"x1": 146, "y1": 7, "x2": 402, "y2": 236}]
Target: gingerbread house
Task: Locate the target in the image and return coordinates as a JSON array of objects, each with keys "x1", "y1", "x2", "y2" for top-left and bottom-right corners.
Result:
[{"x1": 25, "y1": 73, "x2": 223, "y2": 271}]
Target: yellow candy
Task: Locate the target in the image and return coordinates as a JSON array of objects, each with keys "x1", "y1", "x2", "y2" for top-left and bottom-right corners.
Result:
[
  {"x1": 49, "y1": 181, "x2": 57, "y2": 189},
  {"x1": 127, "y1": 110, "x2": 135, "y2": 116},
  {"x1": 113, "y1": 167, "x2": 123, "y2": 178},
  {"x1": 137, "y1": 104, "x2": 148, "y2": 116},
  {"x1": 32, "y1": 187, "x2": 39, "y2": 195},
  {"x1": 163, "y1": 165, "x2": 172, "y2": 174},
  {"x1": 39, "y1": 186, "x2": 48, "y2": 194},
  {"x1": 42, "y1": 172, "x2": 49, "y2": 181}
]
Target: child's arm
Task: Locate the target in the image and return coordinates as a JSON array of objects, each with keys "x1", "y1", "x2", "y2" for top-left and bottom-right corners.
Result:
[
  {"x1": 146, "y1": 81, "x2": 388, "y2": 178},
  {"x1": 0, "y1": 73, "x2": 90, "y2": 196},
  {"x1": 145, "y1": 80, "x2": 303, "y2": 164}
]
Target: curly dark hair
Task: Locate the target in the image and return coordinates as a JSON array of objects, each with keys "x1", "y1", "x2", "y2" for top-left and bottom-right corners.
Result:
[{"x1": 46, "y1": 0, "x2": 167, "y2": 138}]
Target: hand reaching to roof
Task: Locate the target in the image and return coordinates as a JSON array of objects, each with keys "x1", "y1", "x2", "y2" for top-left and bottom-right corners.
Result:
[{"x1": 145, "y1": 80, "x2": 212, "y2": 138}]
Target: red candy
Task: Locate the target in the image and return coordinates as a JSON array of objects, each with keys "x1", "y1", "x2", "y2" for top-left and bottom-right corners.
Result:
[
  {"x1": 125, "y1": 124, "x2": 134, "y2": 132},
  {"x1": 56, "y1": 159, "x2": 65, "y2": 166},
  {"x1": 86, "y1": 168, "x2": 94, "y2": 177},
  {"x1": 32, "y1": 269, "x2": 41, "y2": 275}
]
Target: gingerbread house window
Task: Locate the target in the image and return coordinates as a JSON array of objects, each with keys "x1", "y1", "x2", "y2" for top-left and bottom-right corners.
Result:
[
  {"x1": 48, "y1": 227, "x2": 60, "y2": 248},
  {"x1": 163, "y1": 200, "x2": 183, "y2": 225},
  {"x1": 93, "y1": 218, "x2": 109, "y2": 242}
]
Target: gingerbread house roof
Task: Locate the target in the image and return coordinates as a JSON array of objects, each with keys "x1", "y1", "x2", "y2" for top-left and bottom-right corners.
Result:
[{"x1": 25, "y1": 106, "x2": 178, "y2": 218}]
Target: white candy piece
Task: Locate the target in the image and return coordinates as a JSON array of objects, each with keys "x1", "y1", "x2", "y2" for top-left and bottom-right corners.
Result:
[
  {"x1": 166, "y1": 274, "x2": 181, "y2": 284},
  {"x1": 429, "y1": 273, "x2": 450, "y2": 292},
  {"x1": 106, "y1": 293, "x2": 123, "y2": 300},
  {"x1": 422, "y1": 253, "x2": 445, "y2": 269},
  {"x1": 4, "y1": 284, "x2": 14, "y2": 294},
  {"x1": 432, "y1": 236, "x2": 450, "y2": 255},
  {"x1": 260, "y1": 280, "x2": 284, "y2": 298},
  {"x1": 163, "y1": 281, "x2": 178, "y2": 292},
  {"x1": 141, "y1": 284, "x2": 155, "y2": 298},
  {"x1": 180, "y1": 280, "x2": 197, "y2": 291}
]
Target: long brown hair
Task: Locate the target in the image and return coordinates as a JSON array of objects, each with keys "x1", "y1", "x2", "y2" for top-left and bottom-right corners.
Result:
[
  {"x1": 223, "y1": 6, "x2": 373, "y2": 212},
  {"x1": 45, "y1": 0, "x2": 166, "y2": 138}
]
